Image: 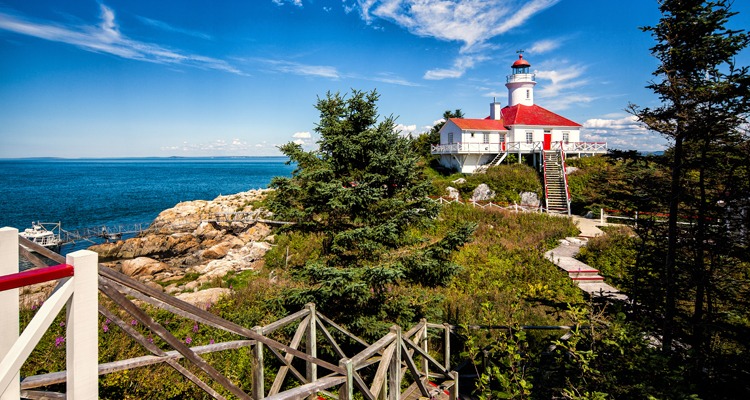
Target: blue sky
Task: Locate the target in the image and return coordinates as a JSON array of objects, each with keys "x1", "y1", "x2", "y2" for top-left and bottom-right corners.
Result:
[{"x1": 1, "y1": 0, "x2": 748, "y2": 157}]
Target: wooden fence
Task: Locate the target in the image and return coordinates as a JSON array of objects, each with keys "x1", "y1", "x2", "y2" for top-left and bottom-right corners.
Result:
[{"x1": 2, "y1": 228, "x2": 578, "y2": 399}]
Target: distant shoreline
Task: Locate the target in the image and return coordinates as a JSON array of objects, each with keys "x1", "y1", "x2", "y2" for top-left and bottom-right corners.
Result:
[{"x1": 0, "y1": 156, "x2": 290, "y2": 161}]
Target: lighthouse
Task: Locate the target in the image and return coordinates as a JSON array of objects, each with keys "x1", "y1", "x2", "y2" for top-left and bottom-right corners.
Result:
[{"x1": 506, "y1": 53, "x2": 536, "y2": 107}]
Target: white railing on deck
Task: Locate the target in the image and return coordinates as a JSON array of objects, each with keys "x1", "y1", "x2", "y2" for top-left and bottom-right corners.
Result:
[
  {"x1": 432, "y1": 141, "x2": 605, "y2": 155},
  {"x1": 1, "y1": 227, "x2": 99, "y2": 399},
  {"x1": 552, "y1": 142, "x2": 608, "y2": 152}
]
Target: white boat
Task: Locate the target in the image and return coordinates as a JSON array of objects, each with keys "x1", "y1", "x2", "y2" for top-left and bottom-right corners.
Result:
[{"x1": 19, "y1": 222, "x2": 62, "y2": 248}]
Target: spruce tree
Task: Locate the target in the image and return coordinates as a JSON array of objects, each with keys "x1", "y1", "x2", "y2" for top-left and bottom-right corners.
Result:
[
  {"x1": 269, "y1": 90, "x2": 475, "y2": 333},
  {"x1": 629, "y1": 0, "x2": 750, "y2": 395}
]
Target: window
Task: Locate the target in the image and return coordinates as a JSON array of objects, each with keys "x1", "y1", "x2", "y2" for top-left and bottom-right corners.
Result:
[
  {"x1": 483, "y1": 132, "x2": 489, "y2": 144},
  {"x1": 525, "y1": 131, "x2": 533, "y2": 143},
  {"x1": 526, "y1": 89, "x2": 530, "y2": 99},
  {"x1": 448, "y1": 132, "x2": 454, "y2": 144},
  {"x1": 562, "y1": 131, "x2": 570, "y2": 143}
]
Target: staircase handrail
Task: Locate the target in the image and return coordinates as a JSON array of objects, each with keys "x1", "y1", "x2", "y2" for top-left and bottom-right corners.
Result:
[
  {"x1": 542, "y1": 151, "x2": 550, "y2": 212},
  {"x1": 559, "y1": 143, "x2": 572, "y2": 216}
]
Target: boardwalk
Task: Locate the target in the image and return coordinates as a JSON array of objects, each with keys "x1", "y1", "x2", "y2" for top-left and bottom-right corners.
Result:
[{"x1": 545, "y1": 217, "x2": 628, "y2": 301}]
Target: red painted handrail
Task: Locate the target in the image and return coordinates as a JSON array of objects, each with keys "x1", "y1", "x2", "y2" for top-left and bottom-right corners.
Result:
[{"x1": 0, "y1": 264, "x2": 74, "y2": 292}]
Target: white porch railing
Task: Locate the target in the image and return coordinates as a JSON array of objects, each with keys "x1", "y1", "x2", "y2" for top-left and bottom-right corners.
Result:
[
  {"x1": 430, "y1": 142, "x2": 506, "y2": 154},
  {"x1": 0, "y1": 227, "x2": 99, "y2": 399},
  {"x1": 552, "y1": 142, "x2": 608, "y2": 152},
  {"x1": 432, "y1": 141, "x2": 606, "y2": 155}
]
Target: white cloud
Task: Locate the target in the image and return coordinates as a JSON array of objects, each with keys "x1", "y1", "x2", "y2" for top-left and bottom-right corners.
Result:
[
  {"x1": 292, "y1": 131, "x2": 312, "y2": 139},
  {"x1": 293, "y1": 139, "x2": 306, "y2": 145},
  {"x1": 424, "y1": 54, "x2": 487, "y2": 80},
  {"x1": 259, "y1": 59, "x2": 340, "y2": 79},
  {"x1": 272, "y1": 0, "x2": 304, "y2": 7},
  {"x1": 357, "y1": 0, "x2": 560, "y2": 78},
  {"x1": 581, "y1": 115, "x2": 666, "y2": 151},
  {"x1": 0, "y1": 5, "x2": 244, "y2": 75},
  {"x1": 136, "y1": 16, "x2": 213, "y2": 40},
  {"x1": 527, "y1": 39, "x2": 561, "y2": 54},
  {"x1": 394, "y1": 123, "x2": 418, "y2": 138}
]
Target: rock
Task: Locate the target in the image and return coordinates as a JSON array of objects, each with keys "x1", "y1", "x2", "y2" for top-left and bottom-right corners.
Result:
[
  {"x1": 452, "y1": 178, "x2": 466, "y2": 185},
  {"x1": 185, "y1": 281, "x2": 200, "y2": 292},
  {"x1": 470, "y1": 184, "x2": 495, "y2": 202},
  {"x1": 446, "y1": 186, "x2": 460, "y2": 201},
  {"x1": 519, "y1": 192, "x2": 540, "y2": 207},
  {"x1": 121, "y1": 257, "x2": 169, "y2": 277},
  {"x1": 202, "y1": 236, "x2": 243, "y2": 260},
  {"x1": 144, "y1": 281, "x2": 164, "y2": 292},
  {"x1": 565, "y1": 166, "x2": 579, "y2": 175},
  {"x1": 238, "y1": 224, "x2": 272, "y2": 243},
  {"x1": 88, "y1": 188, "x2": 276, "y2": 291},
  {"x1": 176, "y1": 288, "x2": 232, "y2": 307}
]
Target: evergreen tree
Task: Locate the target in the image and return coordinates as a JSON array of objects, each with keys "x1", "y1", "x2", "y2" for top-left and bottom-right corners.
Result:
[
  {"x1": 629, "y1": 0, "x2": 750, "y2": 396},
  {"x1": 268, "y1": 90, "x2": 475, "y2": 334}
]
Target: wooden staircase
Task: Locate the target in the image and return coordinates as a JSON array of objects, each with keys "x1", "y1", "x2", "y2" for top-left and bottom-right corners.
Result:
[
  {"x1": 475, "y1": 152, "x2": 508, "y2": 173},
  {"x1": 543, "y1": 151, "x2": 570, "y2": 215}
]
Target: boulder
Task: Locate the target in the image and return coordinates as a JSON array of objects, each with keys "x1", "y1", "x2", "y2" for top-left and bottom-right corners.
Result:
[
  {"x1": 470, "y1": 184, "x2": 496, "y2": 202},
  {"x1": 446, "y1": 186, "x2": 460, "y2": 201},
  {"x1": 452, "y1": 178, "x2": 466, "y2": 185},
  {"x1": 121, "y1": 257, "x2": 169, "y2": 277},
  {"x1": 176, "y1": 288, "x2": 232, "y2": 307},
  {"x1": 565, "y1": 166, "x2": 579, "y2": 175},
  {"x1": 520, "y1": 192, "x2": 541, "y2": 207}
]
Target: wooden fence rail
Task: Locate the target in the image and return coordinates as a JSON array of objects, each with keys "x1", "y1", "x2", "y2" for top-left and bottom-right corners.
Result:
[{"x1": 4, "y1": 229, "x2": 576, "y2": 400}]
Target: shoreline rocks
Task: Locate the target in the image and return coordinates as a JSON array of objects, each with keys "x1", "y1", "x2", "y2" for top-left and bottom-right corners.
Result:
[{"x1": 88, "y1": 189, "x2": 276, "y2": 304}]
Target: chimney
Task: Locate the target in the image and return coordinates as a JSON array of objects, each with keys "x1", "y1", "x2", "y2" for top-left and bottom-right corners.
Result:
[{"x1": 490, "y1": 97, "x2": 502, "y2": 120}]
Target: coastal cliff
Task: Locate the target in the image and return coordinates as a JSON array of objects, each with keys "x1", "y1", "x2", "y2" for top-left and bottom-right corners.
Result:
[{"x1": 89, "y1": 189, "x2": 276, "y2": 305}]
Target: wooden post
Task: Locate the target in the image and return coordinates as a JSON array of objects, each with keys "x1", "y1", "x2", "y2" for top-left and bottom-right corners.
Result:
[
  {"x1": 252, "y1": 326, "x2": 265, "y2": 400},
  {"x1": 449, "y1": 371, "x2": 459, "y2": 400},
  {"x1": 0, "y1": 228, "x2": 19, "y2": 400},
  {"x1": 420, "y1": 319, "x2": 428, "y2": 380},
  {"x1": 339, "y1": 359, "x2": 353, "y2": 400},
  {"x1": 388, "y1": 326, "x2": 401, "y2": 400},
  {"x1": 443, "y1": 323, "x2": 451, "y2": 371},
  {"x1": 635, "y1": 211, "x2": 639, "y2": 229},
  {"x1": 65, "y1": 250, "x2": 99, "y2": 399},
  {"x1": 305, "y1": 303, "x2": 317, "y2": 400}
]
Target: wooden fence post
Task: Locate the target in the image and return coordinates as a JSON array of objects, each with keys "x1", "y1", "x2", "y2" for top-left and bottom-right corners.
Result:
[
  {"x1": 305, "y1": 303, "x2": 317, "y2": 400},
  {"x1": 449, "y1": 370, "x2": 459, "y2": 400},
  {"x1": 388, "y1": 327, "x2": 401, "y2": 400},
  {"x1": 0, "y1": 228, "x2": 19, "y2": 400},
  {"x1": 65, "y1": 249, "x2": 99, "y2": 399},
  {"x1": 443, "y1": 323, "x2": 451, "y2": 371},
  {"x1": 339, "y1": 359, "x2": 353, "y2": 400},
  {"x1": 253, "y1": 326, "x2": 265, "y2": 400},
  {"x1": 420, "y1": 319, "x2": 428, "y2": 380}
]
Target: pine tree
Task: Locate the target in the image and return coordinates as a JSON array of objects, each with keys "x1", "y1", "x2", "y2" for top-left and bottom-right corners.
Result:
[
  {"x1": 269, "y1": 90, "x2": 475, "y2": 333},
  {"x1": 629, "y1": 0, "x2": 750, "y2": 396}
]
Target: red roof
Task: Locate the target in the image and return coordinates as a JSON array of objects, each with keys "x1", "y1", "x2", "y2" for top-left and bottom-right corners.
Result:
[
  {"x1": 449, "y1": 118, "x2": 507, "y2": 131},
  {"x1": 500, "y1": 104, "x2": 581, "y2": 127},
  {"x1": 512, "y1": 54, "x2": 531, "y2": 68}
]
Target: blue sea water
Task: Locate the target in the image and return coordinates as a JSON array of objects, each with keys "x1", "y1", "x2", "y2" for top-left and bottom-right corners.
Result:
[{"x1": 0, "y1": 157, "x2": 294, "y2": 253}]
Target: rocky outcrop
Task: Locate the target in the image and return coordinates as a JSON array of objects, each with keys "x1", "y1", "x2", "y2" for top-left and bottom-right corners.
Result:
[
  {"x1": 470, "y1": 183, "x2": 496, "y2": 202},
  {"x1": 520, "y1": 192, "x2": 541, "y2": 207},
  {"x1": 88, "y1": 189, "x2": 277, "y2": 304}
]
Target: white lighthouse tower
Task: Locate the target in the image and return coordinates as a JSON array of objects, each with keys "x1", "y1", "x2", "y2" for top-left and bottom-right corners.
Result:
[{"x1": 506, "y1": 53, "x2": 536, "y2": 106}]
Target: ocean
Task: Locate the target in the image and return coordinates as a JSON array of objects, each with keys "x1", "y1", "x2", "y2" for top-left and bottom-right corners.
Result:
[{"x1": 0, "y1": 157, "x2": 294, "y2": 254}]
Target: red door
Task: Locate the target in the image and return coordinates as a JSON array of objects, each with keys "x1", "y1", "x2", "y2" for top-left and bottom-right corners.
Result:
[{"x1": 543, "y1": 131, "x2": 552, "y2": 150}]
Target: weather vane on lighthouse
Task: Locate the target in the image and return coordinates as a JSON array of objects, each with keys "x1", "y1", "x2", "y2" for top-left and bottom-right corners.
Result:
[{"x1": 516, "y1": 49, "x2": 525, "y2": 55}]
